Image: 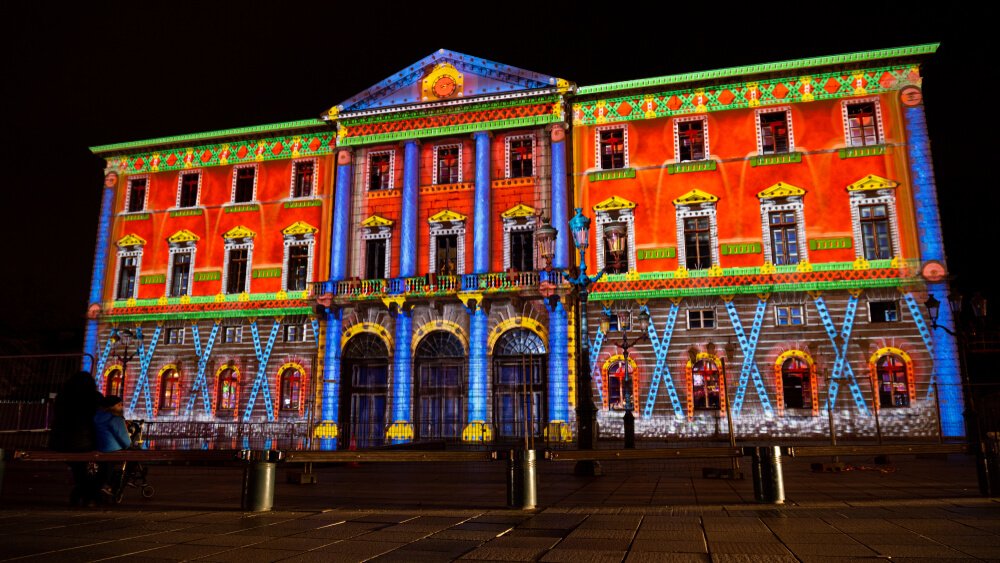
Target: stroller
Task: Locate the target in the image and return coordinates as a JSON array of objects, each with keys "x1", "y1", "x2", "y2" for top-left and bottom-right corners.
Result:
[{"x1": 107, "y1": 419, "x2": 155, "y2": 503}]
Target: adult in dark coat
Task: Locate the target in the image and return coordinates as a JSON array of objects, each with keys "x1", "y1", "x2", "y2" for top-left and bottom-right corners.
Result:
[{"x1": 49, "y1": 370, "x2": 102, "y2": 506}]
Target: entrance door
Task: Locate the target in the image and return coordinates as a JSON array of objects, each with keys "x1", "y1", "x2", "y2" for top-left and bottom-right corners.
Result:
[
  {"x1": 492, "y1": 329, "x2": 547, "y2": 442},
  {"x1": 340, "y1": 333, "x2": 389, "y2": 449},
  {"x1": 415, "y1": 331, "x2": 466, "y2": 441}
]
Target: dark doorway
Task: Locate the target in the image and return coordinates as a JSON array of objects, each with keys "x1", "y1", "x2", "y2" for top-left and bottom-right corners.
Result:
[
  {"x1": 415, "y1": 331, "x2": 466, "y2": 441},
  {"x1": 340, "y1": 333, "x2": 389, "y2": 449},
  {"x1": 492, "y1": 329, "x2": 547, "y2": 442}
]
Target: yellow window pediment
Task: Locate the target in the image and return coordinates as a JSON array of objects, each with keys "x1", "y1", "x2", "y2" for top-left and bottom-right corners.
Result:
[
  {"x1": 223, "y1": 225, "x2": 257, "y2": 240},
  {"x1": 428, "y1": 210, "x2": 467, "y2": 223},
  {"x1": 117, "y1": 233, "x2": 147, "y2": 247},
  {"x1": 167, "y1": 229, "x2": 200, "y2": 244},
  {"x1": 592, "y1": 195, "x2": 636, "y2": 212},
  {"x1": 361, "y1": 215, "x2": 395, "y2": 228},
  {"x1": 847, "y1": 174, "x2": 899, "y2": 192},
  {"x1": 673, "y1": 189, "x2": 719, "y2": 206},
  {"x1": 757, "y1": 182, "x2": 806, "y2": 199},
  {"x1": 501, "y1": 203, "x2": 537, "y2": 219},
  {"x1": 282, "y1": 221, "x2": 319, "y2": 236}
]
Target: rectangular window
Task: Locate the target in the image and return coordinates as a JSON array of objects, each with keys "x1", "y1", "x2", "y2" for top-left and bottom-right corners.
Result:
[
  {"x1": 116, "y1": 255, "x2": 138, "y2": 300},
  {"x1": 284, "y1": 324, "x2": 305, "y2": 342},
  {"x1": 769, "y1": 211, "x2": 800, "y2": 265},
  {"x1": 436, "y1": 146, "x2": 460, "y2": 184},
  {"x1": 223, "y1": 326, "x2": 242, "y2": 343},
  {"x1": 166, "y1": 328, "x2": 184, "y2": 345},
  {"x1": 677, "y1": 119, "x2": 706, "y2": 161},
  {"x1": 178, "y1": 173, "x2": 199, "y2": 208},
  {"x1": 169, "y1": 252, "x2": 192, "y2": 297},
  {"x1": 869, "y1": 301, "x2": 900, "y2": 323},
  {"x1": 369, "y1": 152, "x2": 392, "y2": 190},
  {"x1": 285, "y1": 245, "x2": 309, "y2": 291},
  {"x1": 127, "y1": 178, "x2": 146, "y2": 212},
  {"x1": 687, "y1": 309, "x2": 715, "y2": 329},
  {"x1": 436, "y1": 234, "x2": 459, "y2": 275},
  {"x1": 233, "y1": 167, "x2": 256, "y2": 203},
  {"x1": 509, "y1": 231, "x2": 534, "y2": 272},
  {"x1": 759, "y1": 111, "x2": 790, "y2": 154},
  {"x1": 226, "y1": 248, "x2": 249, "y2": 294},
  {"x1": 599, "y1": 128, "x2": 626, "y2": 170},
  {"x1": 775, "y1": 305, "x2": 805, "y2": 326},
  {"x1": 602, "y1": 226, "x2": 629, "y2": 274},
  {"x1": 365, "y1": 238, "x2": 387, "y2": 279},
  {"x1": 684, "y1": 217, "x2": 712, "y2": 270},
  {"x1": 508, "y1": 137, "x2": 534, "y2": 178},
  {"x1": 859, "y1": 204, "x2": 892, "y2": 259},
  {"x1": 846, "y1": 102, "x2": 880, "y2": 146},
  {"x1": 292, "y1": 161, "x2": 314, "y2": 198}
]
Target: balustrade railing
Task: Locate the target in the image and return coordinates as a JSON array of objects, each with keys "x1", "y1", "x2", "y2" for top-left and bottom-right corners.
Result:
[{"x1": 312, "y1": 270, "x2": 565, "y2": 301}]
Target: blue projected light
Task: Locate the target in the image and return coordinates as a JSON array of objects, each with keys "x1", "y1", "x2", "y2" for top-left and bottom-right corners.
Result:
[
  {"x1": 83, "y1": 184, "x2": 116, "y2": 366},
  {"x1": 473, "y1": 132, "x2": 491, "y2": 273},
  {"x1": 551, "y1": 136, "x2": 569, "y2": 269},
  {"x1": 393, "y1": 313, "x2": 413, "y2": 423},
  {"x1": 330, "y1": 160, "x2": 353, "y2": 281},
  {"x1": 547, "y1": 302, "x2": 568, "y2": 422},
  {"x1": 469, "y1": 310, "x2": 488, "y2": 422},
  {"x1": 322, "y1": 309, "x2": 343, "y2": 424},
  {"x1": 400, "y1": 141, "x2": 419, "y2": 277}
]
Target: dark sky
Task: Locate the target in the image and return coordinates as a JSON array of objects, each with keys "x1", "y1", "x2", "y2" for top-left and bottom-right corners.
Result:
[{"x1": 2, "y1": 4, "x2": 993, "y2": 351}]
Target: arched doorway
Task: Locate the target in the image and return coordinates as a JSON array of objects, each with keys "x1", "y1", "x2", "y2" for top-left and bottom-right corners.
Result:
[
  {"x1": 341, "y1": 333, "x2": 390, "y2": 449},
  {"x1": 492, "y1": 328, "x2": 547, "y2": 441},
  {"x1": 415, "y1": 331, "x2": 466, "y2": 441}
]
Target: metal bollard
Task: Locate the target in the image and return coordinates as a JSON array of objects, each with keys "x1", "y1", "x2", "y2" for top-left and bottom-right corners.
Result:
[
  {"x1": 760, "y1": 446, "x2": 785, "y2": 504},
  {"x1": 241, "y1": 450, "x2": 281, "y2": 512},
  {"x1": 749, "y1": 447, "x2": 765, "y2": 502},
  {"x1": 506, "y1": 449, "x2": 537, "y2": 510}
]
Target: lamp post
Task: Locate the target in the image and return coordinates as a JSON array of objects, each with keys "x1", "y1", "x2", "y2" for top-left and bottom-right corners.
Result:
[
  {"x1": 601, "y1": 307, "x2": 649, "y2": 448},
  {"x1": 110, "y1": 328, "x2": 138, "y2": 382}
]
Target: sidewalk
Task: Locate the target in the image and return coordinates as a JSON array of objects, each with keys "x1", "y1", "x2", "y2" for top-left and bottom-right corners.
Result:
[{"x1": 2, "y1": 453, "x2": 998, "y2": 561}]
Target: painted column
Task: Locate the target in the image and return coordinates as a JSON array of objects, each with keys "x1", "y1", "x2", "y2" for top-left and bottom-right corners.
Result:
[
  {"x1": 904, "y1": 96, "x2": 963, "y2": 437},
  {"x1": 388, "y1": 310, "x2": 414, "y2": 442},
  {"x1": 399, "y1": 140, "x2": 419, "y2": 277},
  {"x1": 550, "y1": 125, "x2": 570, "y2": 269},
  {"x1": 462, "y1": 306, "x2": 491, "y2": 441},
  {"x1": 473, "y1": 132, "x2": 491, "y2": 273},
  {"x1": 546, "y1": 300, "x2": 570, "y2": 441},
  {"x1": 317, "y1": 307, "x2": 342, "y2": 450},
  {"x1": 329, "y1": 149, "x2": 353, "y2": 282},
  {"x1": 83, "y1": 170, "x2": 119, "y2": 373}
]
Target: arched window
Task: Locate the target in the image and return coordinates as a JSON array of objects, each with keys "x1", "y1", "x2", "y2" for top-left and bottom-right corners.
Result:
[
  {"x1": 493, "y1": 329, "x2": 547, "y2": 440},
  {"x1": 106, "y1": 368, "x2": 124, "y2": 398},
  {"x1": 342, "y1": 333, "x2": 390, "y2": 449},
  {"x1": 159, "y1": 368, "x2": 180, "y2": 411},
  {"x1": 415, "y1": 331, "x2": 466, "y2": 440},
  {"x1": 279, "y1": 368, "x2": 302, "y2": 412},
  {"x1": 877, "y1": 354, "x2": 910, "y2": 408},
  {"x1": 217, "y1": 367, "x2": 239, "y2": 412},
  {"x1": 781, "y1": 357, "x2": 811, "y2": 409},
  {"x1": 607, "y1": 359, "x2": 626, "y2": 409},
  {"x1": 692, "y1": 359, "x2": 721, "y2": 410}
]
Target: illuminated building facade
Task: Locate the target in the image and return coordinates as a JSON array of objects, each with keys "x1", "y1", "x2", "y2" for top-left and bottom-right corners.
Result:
[{"x1": 85, "y1": 44, "x2": 960, "y2": 447}]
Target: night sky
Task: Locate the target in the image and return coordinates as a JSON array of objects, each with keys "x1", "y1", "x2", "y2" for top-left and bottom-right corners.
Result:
[{"x1": 2, "y1": 4, "x2": 993, "y2": 352}]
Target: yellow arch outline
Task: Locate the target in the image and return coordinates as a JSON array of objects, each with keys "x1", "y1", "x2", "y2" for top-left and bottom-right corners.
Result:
[
  {"x1": 155, "y1": 364, "x2": 180, "y2": 414},
  {"x1": 275, "y1": 362, "x2": 307, "y2": 416},
  {"x1": 868, "y1": 346, "x2": 916, "y2": 410},
  {"x1": 600, "y1": 354, "x2": 640, "y2": 413},
  {"x1": 868, "y1": 346, "x2": 912, "y2": 366},
  {"x1": 602, "y1": 354, "x2": 638, "y2": 374},
  {"x1": 214, "y1": 363, "x2": 241, "y2": 418},
  {"x1": 341, "y1": 322, "x2": 394, "y2": 353},
  {"x1": 103, "y1": 363, "x2": 123, "y2": 381},
  {"x1": 488, "y1": 317, "x2": 548, "y2": 355},
  {"x1": 412, "y1": 320, "x2": 469, "y2": 354},
  {"x1": 773, "y1": 350, "x2": 819, "y2": 417},
  {"x1": 685, "y1": 353, "x2": 725, "y2": 419}
]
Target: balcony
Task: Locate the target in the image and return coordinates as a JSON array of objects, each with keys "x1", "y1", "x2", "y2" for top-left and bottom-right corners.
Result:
[{"x1": 312, "y1": 270, "x2": 567, "y2": 304}]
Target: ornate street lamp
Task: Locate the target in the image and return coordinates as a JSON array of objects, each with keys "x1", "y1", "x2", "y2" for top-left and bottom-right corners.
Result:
[
  {"x1": 602, "y1": 306, "x2": 649, "y2": 448},
  {"x1": 603, "y1": 224, "x2": 627, "y2": 272}
]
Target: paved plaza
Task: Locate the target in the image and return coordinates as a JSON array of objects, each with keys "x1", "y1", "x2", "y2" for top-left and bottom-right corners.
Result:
[{"x1": 1, "y1": 452, "x2": 998, "y2": 561}]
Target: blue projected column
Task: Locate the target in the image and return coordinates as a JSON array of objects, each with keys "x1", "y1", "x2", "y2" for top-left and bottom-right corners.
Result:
[
  {"x1": 905, "y1": 101, "x2": 964, "y2": 437},
  {"x1": 473, "y1": 131, "x2": 491, "y2": 273},
  {"x1": 462, "y1": 307, "x2": 491, "y2": 442},
  {"x1": 550, "y1": 127, "x2": 569, "y2": 269},
  {"x1": 330, "y1": 150, "x2": 353, "y2": 281},
  {"x1": 547, "y1": 301, "x2": 569, "y2": 441},
  {"x1": 400, "y1": 141, "x2": 419, "y2": 277},
  {"x1": 319, "y1": 308, "x2": 343, "y2": 450},
  {"x1": 83, "y1": 171, "x2": 119, "y2": 372},
  {"x1": 388, "y1": 312, "x2": 414, "y2": 443}
]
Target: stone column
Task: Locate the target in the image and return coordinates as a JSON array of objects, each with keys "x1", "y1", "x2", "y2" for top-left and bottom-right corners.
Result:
[
  {"x1": 473, "y1": 131, "x2": 491, "y2": 273},
  {"x1": 400, "y1": 140, "x2": 420, "y2": 277},
  {"x1": 83, "y1": 169, "x2": 120, "y2": 375},
  {"x1": 387, "y1": 307, "x2": 414, "y2": 443},
  {"x1": 550, "y1": 125, "x2": 570, "y2": 269}
]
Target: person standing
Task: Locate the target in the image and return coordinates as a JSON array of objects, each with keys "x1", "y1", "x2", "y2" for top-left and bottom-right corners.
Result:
[{"x1": 49, "y1": 371, "x2": 101, "y2": 506}]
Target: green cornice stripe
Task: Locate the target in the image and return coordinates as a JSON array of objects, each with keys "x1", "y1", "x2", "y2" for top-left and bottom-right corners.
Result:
[
  {"x1": 340, "y1": 95, "x2": 560, "y2": 126},
  {"x1": 91, "y1": 119, "x2": 329, "y2": 154},
  {"x1": 589, "y1": 277, "x2": 909, "y2": 301},
  {"x1": 576, "y1": 43, "x2": 938, "y2": 95},
  {"x1": 339, "y1": 115, "x2": 561, "y2": 146},
  {"x1": 105, "y1": 306, "x2": 313, "y2": 323}
]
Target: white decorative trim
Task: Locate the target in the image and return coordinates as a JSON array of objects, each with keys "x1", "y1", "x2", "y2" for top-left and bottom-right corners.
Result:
[
  {"x1": 429, "y1": 218, "x2": 466, "y2": 275},
  {"x1": 222, "y1": 239, "x2": 253, "y2": 294},
  {"x1": 754, "y1": 106, "x2": 794, "y2": 155},
  {"x1": 361, "y1": 228, "x2": 392, "y2": 279},
  {"x1": 166, "y1": 244, "x2": 196, "y2": 298},
  {"x1": 504, "y1": 134, "x2": 535, "y2": 179},
  {"x1": 123, "y1": 174, "x2": 150, "y2": 213},
  {"x1": 114, "y1": 248, "x2": 143, "y2": 300},
  {"x1": 675, "y1": 200, "x2": 719, "y2": 270},
  {"x1": 850, "y1": 190, "x2": 901, "y2": 260},
  {"x1": 841, "y1": 97, "x2": 885, "y2": 147},
  {"x1": 686, "y1": 308, "x2": 716, "y2": 330},
  {"x1": 594, "y1": 124, "x2": 629, "y2": 170},
  {"x1": 501, "y1": 214, "x2": 538, "y2": 270},
  {"x1": 673, "y1": 115, "x2": 710, "y2": 162},
  {"x1": 174, "y1": 170, "x2": 202, "y2": 208},
  {"x1": 365, "y1": 149, "x2": 396, "y2": 191},
  {"x1": 230, "y1": 163, "x2": 259, "y2": 203},
  {"x1": 289, "y1": 158, "x2": 319, "y2": 198},
  {"x1": 759, "y1": 198, "x2": 809, "y2": 265},
  {"x1": 282, "y1": 234, "x2": 315, "y2": 292},
  {"x1": 774, "y1": 304, "x2": 807, "y2": 326},
  {"x1": 594, "y1": 206, "x2": 636, "y2": 272},
  {"x1": 433, "y1": 143, "x2": 463, "y2": 184}
]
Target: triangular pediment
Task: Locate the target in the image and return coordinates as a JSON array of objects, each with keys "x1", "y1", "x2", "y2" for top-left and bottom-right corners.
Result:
[
  {"x1": 117, "y1": 233, "x2": 147, "y2": 247},
  {"x1": 223, "y1": 225, "x2": 257, "y2": 240},
  {"x1": 282, "y1": 221, "x2": 319, "y2": 236},
  {"x1": 361, "y1": 215, "x2": 395, "y2": 228},
  {"x1": 328, "y1": 49, "x2": 569, "y2": 116},
  {"x1": 847, "y1": 174, "x2": 899, "y2": 192},
  {"x1": 758, "y1": 182, "x2": 806, "y2": 199},
  {"x1": 593, "y1": 196, "x2": 636, "y2": 212},
  {"x1": 167, "y1": 229, "x2": 200, "y2": 244},
  {"x1": 673, "y1": 189, "x2": 719, "y2": 206},
  {"x1": 501, "y1": 203, "x2": 537, "y2": 219},
  {"x1": 428, "y1": 209, "x2": 467, "y2": 223}
]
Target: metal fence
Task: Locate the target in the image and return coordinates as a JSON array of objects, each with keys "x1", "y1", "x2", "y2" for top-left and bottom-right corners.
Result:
[
  {"x1": 0, "y1": 353, "x2": 89, "y2": 449},
  {"x1": 142, "y1": 421, "x2": 312, "y2": 450}
]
